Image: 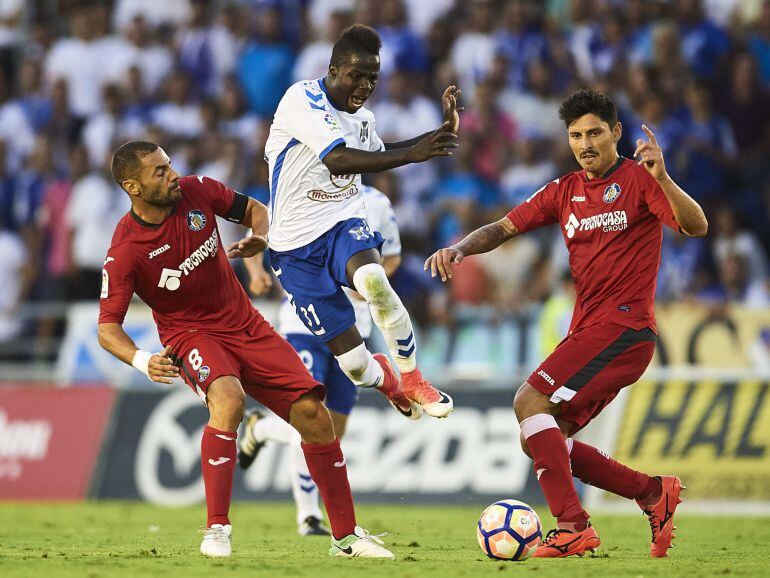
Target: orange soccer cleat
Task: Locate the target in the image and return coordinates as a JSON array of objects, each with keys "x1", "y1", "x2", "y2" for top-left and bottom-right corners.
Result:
[
  {"x1": 531, "y1": 524, "x2": 601, "y2": 558},
  {"x1": 637, "y1": 475, "x2": 684, "y2": 557},
  {"x1": 373, "y1": 354, "x2": 421, "y2": 420},
  {"x1": 400, "y1": 367, "x2": 454, "y2": 418}
]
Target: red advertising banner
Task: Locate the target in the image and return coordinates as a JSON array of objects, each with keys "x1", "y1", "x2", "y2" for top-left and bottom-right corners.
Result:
[{"x1": 0, "y1": 386, "x2": 116, "y2": 500}]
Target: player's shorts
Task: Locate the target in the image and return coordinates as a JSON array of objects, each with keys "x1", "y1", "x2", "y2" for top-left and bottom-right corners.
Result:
[
  {"x1": 168, "y1": 315, "x2": 324, "y2": 421},
  {"x1": 526, "y1": 322, "x2": 656, "y2": 433},
  {"x1": 286, "y1": 333, "x2": 358, "y2": 416},
  {"x1": 269, "y1": 217, "x2": 383, "y2": 343}
]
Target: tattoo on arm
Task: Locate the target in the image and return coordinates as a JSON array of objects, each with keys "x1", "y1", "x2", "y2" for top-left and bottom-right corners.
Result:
[{"x1": 454, "y1": 218, "x2": 519, "y2": 256}]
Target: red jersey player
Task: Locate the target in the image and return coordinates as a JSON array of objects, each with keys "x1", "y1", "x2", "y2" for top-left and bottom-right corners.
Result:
[
  {"x1": 425, "y1": 90, "x2": 708, "y2": 558},
  {"x1": 97, "y1": 141, "x2": 393, "y2": 559}
]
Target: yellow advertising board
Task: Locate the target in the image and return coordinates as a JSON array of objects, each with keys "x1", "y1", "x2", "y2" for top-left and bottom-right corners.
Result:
[{"x1": 614, "y1": 379, "x2": 770, "y2": 500}]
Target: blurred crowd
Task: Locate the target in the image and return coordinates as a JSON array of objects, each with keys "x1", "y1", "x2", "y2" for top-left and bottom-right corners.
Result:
[{"x1": 1, "y1": 0, "x2": 770, "y2": 358}]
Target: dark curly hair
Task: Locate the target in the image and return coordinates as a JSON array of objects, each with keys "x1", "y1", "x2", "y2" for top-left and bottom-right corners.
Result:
[
  {"x1": 330, "y1": 24, "x2": 382, "y2": 68},
  {"x1": 558, "y1": 89, "x2": 618, "y2": 128}
]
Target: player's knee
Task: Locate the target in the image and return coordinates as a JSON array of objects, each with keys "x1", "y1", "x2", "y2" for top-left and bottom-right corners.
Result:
[
  {"x1": 513, "y1": 382, "x2": 552, "y2": 422},
  {"x1": 289, "y1": 393, "x2": 334, "y2": 441},
  {"x1": 208, "y1": 378, "x2": 245, "y2": 423},
  {"x1": 352, "y1": 263, "x2": 392, "y2": 305}
]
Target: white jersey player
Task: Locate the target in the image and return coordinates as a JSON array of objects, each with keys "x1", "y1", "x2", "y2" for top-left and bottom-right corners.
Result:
[
  {"x1": 240, "y1": 185, "x2": 402, "y2": 536},
  {"x1": 263, "y1": 23, "x2": 461, "y2": 421}
]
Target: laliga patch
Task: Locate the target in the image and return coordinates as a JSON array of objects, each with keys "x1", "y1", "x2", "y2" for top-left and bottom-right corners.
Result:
[
  {"x1": 323, "y1": 113, "x2": 341, "y2": 131},
  {"x1": 187, "y1": 210, "x2": 207, "y2": 231},
  {"x1": 603, "y1": 182, "x2": 622, "y2": 203},
  {"x1": 198, "y1": 365, "x2": 210, "y2": 382},
  {"x1": 100, "y1": 269, "x2": 109, "y2": 298}
]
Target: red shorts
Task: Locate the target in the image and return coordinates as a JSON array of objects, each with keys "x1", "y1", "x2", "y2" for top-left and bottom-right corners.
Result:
[
  {"x1": 527, "y1": 322, "x2": 656, "y2": 432},
  {"x1": 167, "y1": 316, "x2": 324, "y2": 421}
]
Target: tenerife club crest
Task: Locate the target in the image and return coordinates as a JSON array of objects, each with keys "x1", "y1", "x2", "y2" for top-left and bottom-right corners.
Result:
[
  {"x1": 349, "y1": 224, "x2": 372, "y2": 241},
  {"x1": 603, "y1": 183, "x2": 622, "y2": 203},
  {"x1": 360, "y1": 120, "x2": 369, "y2": 143},
  {"x1": 187, "y1": 210, "x2": 207, "y2": 231}
]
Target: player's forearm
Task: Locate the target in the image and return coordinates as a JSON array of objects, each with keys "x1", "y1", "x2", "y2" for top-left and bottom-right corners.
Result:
[
  {"x1": 243, "y1": 198, "x2": 269, "y2": 237},
  {"x1": 97, "y1": 322, "x2": 139, "y2": 366},
  {"x1": 453, "y1": 217, "x2": 519, "y2": 256},
  {"x1": 384, "y1": 132, "x2": 430, "y2": 150},
  {"x1": 656, "y1": 175, "x2": 708, "y2": 237},
  {"x1": 323, "y1": 146, "x2": 417, "y2": 175},
  {"x1": 243, "y1": 250, "x2": 265, "y2": 276}
]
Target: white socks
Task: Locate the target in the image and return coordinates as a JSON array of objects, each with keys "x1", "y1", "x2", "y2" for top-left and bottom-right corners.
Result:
[
  {"x1": 335, "y1": 342, "x2": 384, "y2": 387},
  {"x1": 251, "y1": 414, "x2": 323, "y2": 525},
  {"x1": 352, "y1": 263, "x2": 417, "y2": 373}
]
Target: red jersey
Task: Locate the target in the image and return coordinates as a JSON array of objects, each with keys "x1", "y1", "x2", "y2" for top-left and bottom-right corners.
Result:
[
  {"x1": 98, "y1": 175, "x2": 257, "y2": 345},
  {"x1": 506, "y1": 157, "x2": 679, "y2": 333}
]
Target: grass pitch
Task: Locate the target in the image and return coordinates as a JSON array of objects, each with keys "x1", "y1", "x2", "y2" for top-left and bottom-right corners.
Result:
[{"x1": 1, "y1": 501, "x2": 768, "y2": 577}]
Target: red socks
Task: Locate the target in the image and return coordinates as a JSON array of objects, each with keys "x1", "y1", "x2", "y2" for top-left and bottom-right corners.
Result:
[
  {"x1": 201, "y1": 425, "x2": 236, "y2": 527},
  {"x1": 569, "y1": 439, "x2": 660, "y2": 503},
  {"x1": 301, "y1": 439, "x2": 356, "y2": 540},
  {"x1": 521, "y1": 415, "x2": 589, "y2": 530}
]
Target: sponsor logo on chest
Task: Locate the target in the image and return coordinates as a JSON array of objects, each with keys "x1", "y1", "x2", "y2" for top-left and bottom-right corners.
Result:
[
  {"x1": 148, "y1": 244, "x2": 171, "y2": 259},
  {"x1": 157, "y1": 229, "x2": 219, "y2": 290},
  {"x1": 564, "y1": 210, "x2": 628, "y2": 238}
]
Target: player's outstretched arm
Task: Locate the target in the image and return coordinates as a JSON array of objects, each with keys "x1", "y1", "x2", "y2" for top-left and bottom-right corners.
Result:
[
  {"x1": 323, "y1": 121, "x2": 457, "y2": 175},
  {"x1": 226, "y1": 198, "x2": 269, "y2": 258},
  {"x1": 424, "y1": 217, "x2": 519, "y2": 282},
  {"x1": 634, "y1": 124, "x2": 708, "y2": 237},
  {"x1": 97, "y1": 323, "x2": 179, "y2": 384}
]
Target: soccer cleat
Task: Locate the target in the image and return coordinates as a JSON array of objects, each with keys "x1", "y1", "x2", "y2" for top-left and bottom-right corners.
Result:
[
  {"x1": 329, "y1": 526, "x2": 394, "y2": 558},
  {"x1": 238, "y1": 408, "x2": 266, "y2": 469},
  {"x1": 637, "y1": 475, "x2": 684, "y2": 557},
  {"x1": 531, "y1": 524, "x2": 601, "y2": 558},
  {"x1": 373, "y1": 354, "x2": 421, "y2": 420},
  {"x1": 401, "y1": 368, "x2": 453, "y2": 418},
  {"x1": 200, "y1": 524, "x2": 232, "y2": 557},
  {"x1": 298, "y1": 516, "x2": 331, "y2": 536}
]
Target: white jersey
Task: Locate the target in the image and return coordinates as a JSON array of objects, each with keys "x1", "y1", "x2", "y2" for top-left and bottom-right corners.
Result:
[
  {"x1": 278, "y1": 185, "x2": 401, "y2": 339},
  {"x1": 265, "y1": 78, "x2": 385, "y2": 252}
]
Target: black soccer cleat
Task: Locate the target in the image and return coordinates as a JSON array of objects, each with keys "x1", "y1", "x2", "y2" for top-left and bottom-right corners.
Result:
[
  {"x1": 298, "y1": 516, "x2": 331, "y2": 536},
  {"x1": 238, "y1": 408, "x2": 266, "y2": 469}
]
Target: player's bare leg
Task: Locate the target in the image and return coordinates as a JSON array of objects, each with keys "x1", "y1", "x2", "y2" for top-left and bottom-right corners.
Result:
[
  {"x1": 199, "y1": 376, "x2": 245, "y2": 557},
  {"x1": 513, "y1": 383, "x2": 599, "y2": 557},
  {"x1": 327, "y1": 325, "x2": 420, "y2": 420},
  {"x1": 288, "y1": 392, "x2": 393, "y2": 558},
  {"x1": 346, "y1": 249, "x2": 453, "y2": 418}
]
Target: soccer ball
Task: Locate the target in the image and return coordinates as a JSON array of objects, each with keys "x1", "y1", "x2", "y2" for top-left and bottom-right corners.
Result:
[{"x1": 476, "y1": 499, "x2": 542, "y2": 561}]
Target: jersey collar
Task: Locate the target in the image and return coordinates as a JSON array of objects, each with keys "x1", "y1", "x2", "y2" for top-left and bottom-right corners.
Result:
[
  {"x1": 318, "y1": 77, "x2": 345, "y2": 112},
  {"x1": 130, "y1": 204, "x2": 175, "y2": 228}
]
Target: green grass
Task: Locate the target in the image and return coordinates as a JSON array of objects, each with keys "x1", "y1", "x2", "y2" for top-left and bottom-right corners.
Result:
[{"x1": 0, "y1": 502, "x2": 768, "y2": 577}]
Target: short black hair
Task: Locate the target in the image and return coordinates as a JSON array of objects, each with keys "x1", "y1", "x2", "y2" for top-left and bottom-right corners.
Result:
[
  {"x1": 330, "y1": 24, "x2": 381, "y2": 68},
  {"x1": 111, "y1": 141, "x2": 159, "y2": 187},
  {"x1": 558, "y1": 89, "x2": 618, "y2": 128}
]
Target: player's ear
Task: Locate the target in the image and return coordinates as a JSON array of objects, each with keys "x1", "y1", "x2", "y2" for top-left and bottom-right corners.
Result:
[
  {"x1": 122, "y1": 179, "x2": 139, "y2": 197},
  {"x1": 612, "y1": 121, "x2": 622, "y2": 143},
  {"x1": 328, "y1": 65, "x2": 337, "y2": 79}
]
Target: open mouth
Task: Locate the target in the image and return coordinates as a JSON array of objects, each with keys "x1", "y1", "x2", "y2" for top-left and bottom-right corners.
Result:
[
  {"x1": 581, "y1": 153, "x2": 598, "y2": 160},
  {"x1": 350, "y1": 95, "x2": 367, "y2": 107}
]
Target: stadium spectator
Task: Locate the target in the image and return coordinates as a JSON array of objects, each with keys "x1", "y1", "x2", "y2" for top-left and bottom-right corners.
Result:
[
  {"x1": 0, "y1": 212, "x2": 30, "y2": 351},
  {"x1": 711, "y1": 205, "x2": 768, "y2": 284},
  {"x1": 450, "y1": 0, "x2": 496, "y2": 101}
]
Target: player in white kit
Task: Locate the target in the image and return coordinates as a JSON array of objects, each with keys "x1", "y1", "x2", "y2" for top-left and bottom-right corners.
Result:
[
  {"x1": 239, "y1": 185, "x2": 401, "y2": 536},
  {"x1": 264, "y1": 23, "x2": 460, "y2": 420}
]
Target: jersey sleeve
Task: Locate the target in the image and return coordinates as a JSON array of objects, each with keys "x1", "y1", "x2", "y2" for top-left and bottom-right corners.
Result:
[
  {"x1": 369, "y1": 118, "x2": 384, "y2": 152},
  {"x1": 282, "y1": 85, "x2": 346, "y2": 160},
  {"x1": 505, "y1": 179, "x2": 561, "y2": 233},
  {"x1": 98, "y1": 248, "x2": 136, "y2": 325},
  {"x1": 642, "y1": 173, "x2": 680, "y2": 232},
  {"x1": 181, "y1": 175, "x2": 246, "y2": 222}
]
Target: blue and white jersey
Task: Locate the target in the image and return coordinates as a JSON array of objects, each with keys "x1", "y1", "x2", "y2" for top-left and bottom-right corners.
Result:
[
  {"x1": 265, "y1": 78, "x2": 385, "y2": 252},
  {"x1": 277, "y1": 185, "x2": 400, "y2": 339}
]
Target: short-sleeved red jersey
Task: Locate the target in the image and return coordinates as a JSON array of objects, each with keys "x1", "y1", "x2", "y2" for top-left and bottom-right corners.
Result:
[
  {"x1": 506, "y1": 157, "x2": 679, "y2": 333},
  {"x1": 98, "y1": 175, "x2": 258, "y2": 345}
]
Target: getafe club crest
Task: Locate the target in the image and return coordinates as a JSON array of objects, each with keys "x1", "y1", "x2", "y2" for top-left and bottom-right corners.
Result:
[
  {"x1": 198, "y1": 366, "x2": 210, "y2": 382},
  {"x1": 603, "y1": 183, "x2": 622, "y2": 203},
  {"x1": 187, "y1": 210, "x2": 207, "y2": 231},
  {"x1": 360, "y1": 120, "x2": 369, "y2": 143}
]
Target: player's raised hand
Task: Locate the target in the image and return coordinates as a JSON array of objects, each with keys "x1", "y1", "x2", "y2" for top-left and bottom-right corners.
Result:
[
  {"x1": 424, "y1": 246, "x2": 465, "y2": 282},
  {"x1": 227, "y1": 234, "x2": 268, "y2": 258},
  {"x1": 148, "y1": 345, "x2": 179, "y2": 385},
  {"x1": 442, "y1": 85, "x2": 463, "y2": 135},
  {"x1": 409, "y1": 121, "x2": 458, "y2": 163},
  {"x1": 634, "y1": 124, "x2": 668, "y2": 181}
]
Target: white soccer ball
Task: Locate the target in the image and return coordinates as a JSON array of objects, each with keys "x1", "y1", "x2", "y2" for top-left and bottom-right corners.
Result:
[{"x1": 476, "y1": 499, "x2": 542, "y2": 561}]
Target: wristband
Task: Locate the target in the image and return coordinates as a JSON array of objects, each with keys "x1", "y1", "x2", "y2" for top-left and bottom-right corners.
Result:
[{"x1": 131, "y1": 349, "x2": 153, "y2": 379}]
